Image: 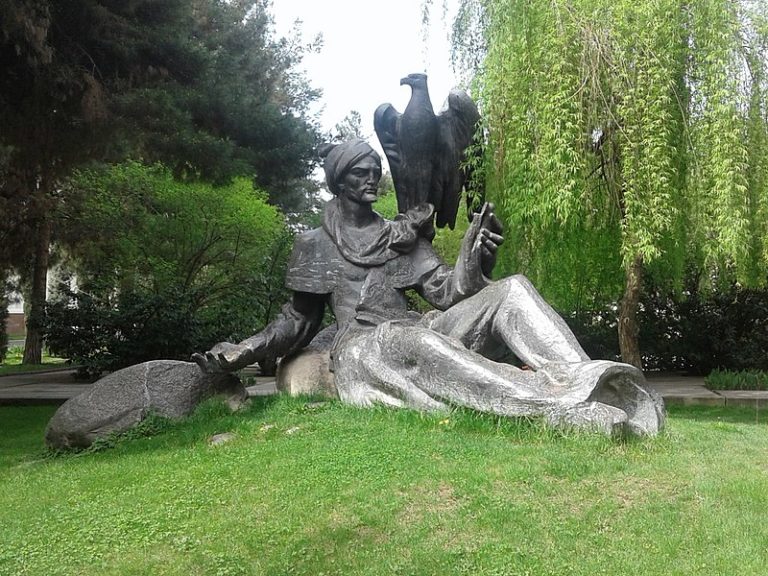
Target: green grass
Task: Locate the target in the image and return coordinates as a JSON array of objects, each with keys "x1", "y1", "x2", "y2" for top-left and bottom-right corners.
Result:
[
  {"x1": 706, "y1": 369, "x2": 768, "y2": 391},
  {"x1": 0, "y1": 346, "x2": 68, "y2": 376},
  {"x1": 1, "y1": 398, "x2": 767, "y2": 575}
]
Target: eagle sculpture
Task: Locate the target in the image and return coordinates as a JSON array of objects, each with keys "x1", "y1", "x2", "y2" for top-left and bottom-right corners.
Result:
[{"x1": 374, "y1": 72, "x2": 484, "y2": 230}]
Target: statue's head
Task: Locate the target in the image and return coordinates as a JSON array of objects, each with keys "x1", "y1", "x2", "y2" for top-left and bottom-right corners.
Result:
[{"x1": 319, "y1": 139, "x2": 382, "y2": 201}]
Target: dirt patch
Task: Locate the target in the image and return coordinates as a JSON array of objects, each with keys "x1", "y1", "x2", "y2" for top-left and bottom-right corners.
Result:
[{"x1": 398, "y1": 481, "x2": 462, "y2": 527}]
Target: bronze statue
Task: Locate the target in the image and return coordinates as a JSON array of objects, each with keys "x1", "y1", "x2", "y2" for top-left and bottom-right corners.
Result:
[{"x1": 193, "y1": 139, "x2": 664, "y2": 436}]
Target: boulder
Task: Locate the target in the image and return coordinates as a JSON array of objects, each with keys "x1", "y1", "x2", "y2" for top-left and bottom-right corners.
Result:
[
  {"x1": 276, "y1": 325, "x2": 337, "y2": 398},
  {"x1": 45, "y1": 360, "x2": 246, "y2": 450}
]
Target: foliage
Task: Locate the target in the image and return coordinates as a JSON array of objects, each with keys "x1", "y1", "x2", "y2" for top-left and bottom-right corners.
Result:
[
  {"x1": 566, "y1": 278, "x2": 768, "y2": 374},
  {"x1": 706, "y1": 369, "x2": 768, "y2": 391},
  {"x1": 331, "y1": 110, "x2": 366, "y2": 142},
  {"x1": 3, "y1": 399, "x2": 768, "y2": 574},
  {"x1": 109, "y1": 0, "x2": 323, "y2": 209},
  {"x1": 43, "y1": 162, "x2": 291, "y2": 376},
  {"x1": 452, "y1": 0, "x2": 768, "y2": 365},
  {"x1": 563, "y1": 307, "x2": 621, "y2": 364},
  {"x1": 373, "y1": 189, "x2": 399, "y2": 219},
  {"x1": 0, "y1": 0, "x2": 321, "y2": 363},
  {"x1": 639, "y1": 279, "x2": 768, "y2": 374},
  {"x1": 0, "y1": 0, "x2": 321, "y2": 218}
]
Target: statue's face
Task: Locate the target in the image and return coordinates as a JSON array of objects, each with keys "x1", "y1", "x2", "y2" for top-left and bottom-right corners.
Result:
[{"x1": 338, "y1": 156, "x2": 381, "y2": 204}]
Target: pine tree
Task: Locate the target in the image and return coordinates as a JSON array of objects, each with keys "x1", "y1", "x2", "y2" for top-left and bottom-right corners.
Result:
[{"x1": 0, "y1": 0, "x2": 320, "y2": 363}]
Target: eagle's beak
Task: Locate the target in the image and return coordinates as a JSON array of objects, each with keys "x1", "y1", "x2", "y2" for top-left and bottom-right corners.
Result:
[{"x1": 400, "y1": 76, "x2": 412, "y2": 86}]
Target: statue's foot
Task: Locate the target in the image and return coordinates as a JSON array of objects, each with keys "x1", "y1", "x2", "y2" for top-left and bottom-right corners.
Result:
[
  {"x1": 587, "y1": 362, "x2": 666, "y2": 436},
  {"x1": 546, "y1": 401, "x2": 629, "y2": 436}
]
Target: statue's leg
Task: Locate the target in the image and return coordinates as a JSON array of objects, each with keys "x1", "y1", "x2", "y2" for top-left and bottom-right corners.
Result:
[
  {"x1": 426, "y1": 275, "x2": 589, "y2": 369},
  {"x1": 333, "y1": 320, "x2": 664, "y2": 435},
  {"x1": 334, "y1": 321, "x2": 574, "y2": 417}
]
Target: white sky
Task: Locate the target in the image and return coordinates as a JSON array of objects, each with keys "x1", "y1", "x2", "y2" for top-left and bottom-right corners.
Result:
[{"x1": 271, "y1": 0, "x2": 461, "y2": 141}]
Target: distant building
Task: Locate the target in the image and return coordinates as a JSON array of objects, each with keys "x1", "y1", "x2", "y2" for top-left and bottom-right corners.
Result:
[
  {"x1": 5, "y1": 287, "x2": 24, "y2": 336},
  {"x1": 3, "y1": 267, "x2": 74, "y2": 337}
]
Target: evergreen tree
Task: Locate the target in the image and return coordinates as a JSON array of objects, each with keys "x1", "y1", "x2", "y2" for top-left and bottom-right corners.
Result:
[{"x1": 0, "y1": 0, "x2": 320, "y2": 363}]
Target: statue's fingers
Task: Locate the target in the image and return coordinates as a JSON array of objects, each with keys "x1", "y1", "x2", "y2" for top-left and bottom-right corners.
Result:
[
  {"x1": 216, "y1": 352, "x2": 229, "y2": 368},
  {"x1": 481, "y1": 236, "x2": 499, "y2": 253},
  {"x1": 191, "y1": 352, "x2": 207, "y2": 369},
  {"x1": 486, "y1": 212, "x2": 504, "y2": 235},
  {"x1": 482, "y1": 230, "x2": 504, "y2": 246},
  {"x1": 203, "y1": 351, "x2": 223, "y2": 371},
  {"x1": 467, "y1": 211, "x2": 483, "y2": 242}
]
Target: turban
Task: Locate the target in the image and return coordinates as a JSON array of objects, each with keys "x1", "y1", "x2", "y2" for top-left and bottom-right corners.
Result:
[{"x1": 319, "y1": 139, "x2": 381, "y2": 195}]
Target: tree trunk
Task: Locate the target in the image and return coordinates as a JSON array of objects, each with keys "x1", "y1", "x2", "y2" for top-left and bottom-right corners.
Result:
[
  {"x1": 617, "y1": 254, "x2": 643, "y2": 369},
  {"x1": 22, "y1": 215, "x2": 51, "y2": 365}
]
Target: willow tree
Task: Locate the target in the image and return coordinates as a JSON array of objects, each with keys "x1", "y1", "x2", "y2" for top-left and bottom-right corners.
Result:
[{"x1": 457, "y1": 0, "x2": 768, "y2": 368}]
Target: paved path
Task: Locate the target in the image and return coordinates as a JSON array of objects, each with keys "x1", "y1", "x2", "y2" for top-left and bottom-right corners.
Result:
[
  {"x1": 0, "y1": 368, "x2": 276, "y2": 405},
  {"x1": 645, "y1": 374, "x2": 768, "y2": 408},
  {"x1": 0, "y1": 369, "x2": 91, "y2": 404},
  {"x1": 0, "y1": 368, "x2": 766, "y2": 408}
]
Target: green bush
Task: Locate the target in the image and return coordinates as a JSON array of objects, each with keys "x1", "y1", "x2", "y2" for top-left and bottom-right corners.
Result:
[
  {"x1": 563, "y1": 307, "x2": 621, "y2": 363},
  {"x1": 44, "y1": 162, "x2": 292, "y2": 377},
  {"x1": 564, "y1": 280, "x2": 768, "y2": 374},
  {"x1": 705, "y1": 369, "x2": 768, "y2": 391},
  {"x1": 638, "y1": 281, "x2": 768, "y2": 374}
]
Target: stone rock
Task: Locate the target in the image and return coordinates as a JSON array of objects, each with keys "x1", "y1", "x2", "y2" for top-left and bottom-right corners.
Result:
[
  {"x1": 276, "y1": 325, "x2": 337, "y2": 398},
  {"x1": 45, "y1": 360, "x2": 246, "y2": 450},
  {"x1": 209, "y1": 432, "x2": 236, "y2": 446}
]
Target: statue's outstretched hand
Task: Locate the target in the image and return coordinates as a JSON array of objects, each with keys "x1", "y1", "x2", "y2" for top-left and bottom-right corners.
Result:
[
  {"x1": 475, "y1": 203, "x2": 504, "y2": 277},
  {"x1": 191, "y1": 341, "x2": 251, "y2": 373},
  {"x1": 454, "y1": 202, "x2": 505, "y2": 297}
]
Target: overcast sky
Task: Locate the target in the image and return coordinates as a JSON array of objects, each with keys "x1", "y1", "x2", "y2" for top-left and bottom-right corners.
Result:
[{"x1": 271, "y1": 0, "x2": 460, "y2": 140}]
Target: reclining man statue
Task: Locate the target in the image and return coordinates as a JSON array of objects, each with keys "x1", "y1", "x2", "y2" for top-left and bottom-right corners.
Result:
[{"x1": 193, "y1": 139, "x2": 664, "y2": 436}]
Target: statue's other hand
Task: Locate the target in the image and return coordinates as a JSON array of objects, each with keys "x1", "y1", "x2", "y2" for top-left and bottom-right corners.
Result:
[
  {"x1": 476, "y1": 203, "x2": 504, "y2": 277},
  {"x1": 480, "y1": 202, "x2": 504, "y2": 237},
  {"x1": 191, "y1": 342, "x2": 250, "y2": 373}
]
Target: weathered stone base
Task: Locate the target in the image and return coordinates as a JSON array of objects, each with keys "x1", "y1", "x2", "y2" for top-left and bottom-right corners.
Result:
[
  {"x1": 276, "y1": 349, "x2": 337, "y2": 398},
  {"x1": 276, "y1": 325, "x2": 337, "y2": 398}
]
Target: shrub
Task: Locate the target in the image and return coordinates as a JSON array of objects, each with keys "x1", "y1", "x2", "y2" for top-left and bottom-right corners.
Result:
[
  {"x1": 705, "y1": 369, "x2": 768, "y2": 391},
  {"x1": 44, "y1": 162, "x2": 292, "y2": 377},
  {"x1": 564, "y1": 308, "x2": 621, "y2": 363},
  {"x1": 564, "y1": 280, "x2": 768, "y2": 374},
  {"x1": 639, "y1": 282, "x2": 768, "y2": 374}
]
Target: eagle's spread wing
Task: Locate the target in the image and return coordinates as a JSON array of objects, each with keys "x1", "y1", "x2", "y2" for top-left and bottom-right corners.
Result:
[
  {"x1": 376, "y1": 77, "x2": 483, "y2": 231},
  {"x1": 432, "y1": 89, "x2": 482, "y2": 229},
  {"x1": 373, "y1": 103, "x2": 408, "y2": 213}
]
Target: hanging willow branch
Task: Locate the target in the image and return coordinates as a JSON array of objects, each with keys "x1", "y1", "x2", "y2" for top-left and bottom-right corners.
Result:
[{"x1": 466, "y1": 0, "x2": 767, "y2": 313}]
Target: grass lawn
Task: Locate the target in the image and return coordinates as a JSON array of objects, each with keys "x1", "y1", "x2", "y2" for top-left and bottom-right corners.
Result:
[
  {"x1": 1, "y1": 397, "x2": 767, "y2": 575},
  {"x1": 0, "y1": 346, "x2": 68, "y2": 376}
]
